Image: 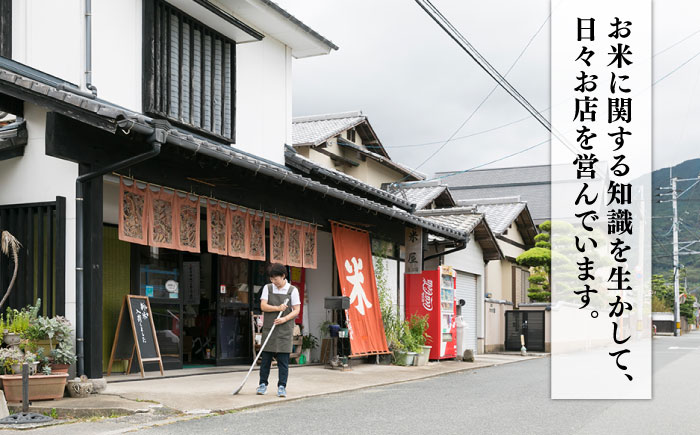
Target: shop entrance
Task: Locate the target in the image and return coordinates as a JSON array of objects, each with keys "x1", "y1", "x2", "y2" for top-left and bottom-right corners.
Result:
[{"x1": 181, "y1": 255, "x2": 253, "y2": 366}]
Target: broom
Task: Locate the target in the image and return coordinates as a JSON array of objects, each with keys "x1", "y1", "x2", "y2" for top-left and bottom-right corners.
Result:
[{"x1": 233, "y1": 298, "x2": 289, "y2": 395}]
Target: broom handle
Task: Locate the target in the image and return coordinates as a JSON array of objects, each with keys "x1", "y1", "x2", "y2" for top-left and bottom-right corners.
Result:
[{"x1": 237, "y1": 298, "x2": 290, "y2": 390}]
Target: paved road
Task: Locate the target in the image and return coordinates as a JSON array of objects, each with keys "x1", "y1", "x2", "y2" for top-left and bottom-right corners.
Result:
[{"x1": 134, "y1": 332, "x2": 700, "y2": 435}]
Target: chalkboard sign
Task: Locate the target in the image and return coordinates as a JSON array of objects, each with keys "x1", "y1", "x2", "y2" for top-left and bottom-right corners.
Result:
[{"x1": 107, "y1": 295, "x2": 164, "y2": 378}]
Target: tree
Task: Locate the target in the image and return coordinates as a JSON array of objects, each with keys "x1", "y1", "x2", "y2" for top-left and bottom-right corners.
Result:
[
  {"x1": 0, "y1": 231, "x2": 21, "y2": 310},
  {"x1": 516, "y1": 221, "x2": 551, "y2": 302}
]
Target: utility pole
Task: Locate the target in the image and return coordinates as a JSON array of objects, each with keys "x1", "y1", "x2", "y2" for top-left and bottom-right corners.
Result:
[{"x1": 671, "y1": 177, "x2": 681, "y2": 336}]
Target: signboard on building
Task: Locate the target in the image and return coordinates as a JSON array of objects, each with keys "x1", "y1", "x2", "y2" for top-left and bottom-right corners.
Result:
[{"x1": 405, "y1": 226, "x2": 422, "y2": 274}]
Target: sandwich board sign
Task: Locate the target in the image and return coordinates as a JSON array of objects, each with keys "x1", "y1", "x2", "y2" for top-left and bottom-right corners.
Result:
[{"x1": 107, "y1": 295, "x2": 164, "y2": 377}]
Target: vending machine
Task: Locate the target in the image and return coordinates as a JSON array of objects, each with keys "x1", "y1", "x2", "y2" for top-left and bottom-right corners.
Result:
[{"x1": 405, "y1": 265, "x2": 457, "y2": 360}]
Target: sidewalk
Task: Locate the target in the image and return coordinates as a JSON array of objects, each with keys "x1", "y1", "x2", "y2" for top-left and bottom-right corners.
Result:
[{"x1": 10, "y1": 353, "x2": 543, "y2": 418}]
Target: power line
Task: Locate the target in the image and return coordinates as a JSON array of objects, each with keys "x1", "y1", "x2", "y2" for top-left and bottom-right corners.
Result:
[
  {"x1": 654, "y1": 27, "x2": 700, "y2": 57},
  {"x1": 654, "y1": 48, "x2": 700, "y2": 86},
  {"x1": 412, "y1": 0, "x2": 571, "y2": 170}
]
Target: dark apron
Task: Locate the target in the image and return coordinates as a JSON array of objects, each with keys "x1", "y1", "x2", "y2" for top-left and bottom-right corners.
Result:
[{"x1": 261, "y1": 284, "x2": 296, "y2": 354}]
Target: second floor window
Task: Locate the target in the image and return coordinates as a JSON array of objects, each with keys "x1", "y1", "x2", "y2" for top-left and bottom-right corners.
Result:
[{"x1": 143, "y1": 0, "x2": 235, "y2": 141}]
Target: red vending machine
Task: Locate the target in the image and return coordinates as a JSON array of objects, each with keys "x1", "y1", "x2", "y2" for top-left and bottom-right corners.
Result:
[{"x1": 405, "y1": 265, "x2": 457, "y2": 360}]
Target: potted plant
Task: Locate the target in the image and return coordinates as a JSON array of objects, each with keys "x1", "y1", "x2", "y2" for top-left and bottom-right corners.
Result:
[
  {"x1": 407, "y1": 315, "x2": 431, "y2": 366},
  {"x1": 0, "y1": 371, "x2": 69, "y2": 402},
  {"x1": 26, "y1": 314, "x2": 72, "y2": 355},
  {"x1": 50, "y1": 343, "x2": 77, "y2": 374},
  {"x1": 0, "y1": 347, "x2": 23, "y2": 374},
  {"x1": 301, "y1": 333, "x2": 318, "y2": 363}
]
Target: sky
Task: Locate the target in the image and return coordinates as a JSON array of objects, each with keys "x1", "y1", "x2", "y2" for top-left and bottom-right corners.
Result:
[{"x1": 275, "y1": 0, "x2": 700, "y2": 178}]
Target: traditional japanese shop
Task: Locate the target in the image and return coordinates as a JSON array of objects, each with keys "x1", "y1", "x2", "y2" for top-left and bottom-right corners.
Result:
[{"x1": 103, "y1": 174, "x2": 318, "y2": 371}]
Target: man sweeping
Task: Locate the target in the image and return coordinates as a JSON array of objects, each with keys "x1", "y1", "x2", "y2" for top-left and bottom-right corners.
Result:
[{"x1": 257, "y1": 263, "x2": 301, "y2": 397}]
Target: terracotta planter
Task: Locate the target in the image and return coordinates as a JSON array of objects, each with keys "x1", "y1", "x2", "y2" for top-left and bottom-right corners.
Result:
[
  {"x1": 49, "y1": 363, "x2": 70, "y2": 374},
  {"x1": 0, "y1": 373, "x2": 69, "y2": 402}
]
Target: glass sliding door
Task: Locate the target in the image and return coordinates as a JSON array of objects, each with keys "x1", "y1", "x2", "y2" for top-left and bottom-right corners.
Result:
[{"x1": 216, "y1": 256, "x2": 252, "y2": 365}]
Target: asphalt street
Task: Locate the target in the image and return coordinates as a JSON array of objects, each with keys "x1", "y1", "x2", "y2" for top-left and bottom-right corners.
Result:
[{"x1": 134, "y1": 332, "x2": 700, "y2": 435}]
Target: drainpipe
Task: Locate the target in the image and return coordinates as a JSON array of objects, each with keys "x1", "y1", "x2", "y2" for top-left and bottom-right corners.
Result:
[
  {"x1": 85, "y1": 0, "x2": 97, "y2": 97},
  {"x1": 75, "y1": 127, "x2": 166, "y2": 377}
]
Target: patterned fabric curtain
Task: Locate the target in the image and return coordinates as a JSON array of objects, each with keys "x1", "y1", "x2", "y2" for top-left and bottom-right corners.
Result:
[
  {"x1": 176, "y1": 193, "x2": 200, "y2": 253},
  {"x1": 228, "y1": 208, "x2": 249, "y2": 259},
  {"x1": 270, "y1": 217, "x2": 287, "y2": 265},
  {"x1": 247, "y1": 213, "x2": 266, "y2": 261},
  {"x1": 302, "y1": 224, "x2": 317, "y2": 269},
  {"x1": 207, "y1": 200, "x2": 228, "y2": 255},
  {"x1": 147, "y1": 187, "x2": 177, "y2": 250},
  {"x1": 118, "y1": 177, "x2": 149, "y2": 245},
  {"x1": 286, "y1": 222, "x2": 303, "y2": 268}
]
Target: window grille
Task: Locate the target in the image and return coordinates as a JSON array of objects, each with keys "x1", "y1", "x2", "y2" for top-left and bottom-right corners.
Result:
[{"x1": 144, "y1": 0, "x2": 235, "y2": 141}]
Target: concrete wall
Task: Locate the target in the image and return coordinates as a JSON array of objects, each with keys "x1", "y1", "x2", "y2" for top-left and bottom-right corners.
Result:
[
  {"x1": 484, "y1": 300, "x2": 511, "y2": 352},
  {"x1": 0, "y1": 105, "x2": 78, "y2": 326},
  {"x1": 304, "y1": 230, "x2": 333, "y2": 362}
]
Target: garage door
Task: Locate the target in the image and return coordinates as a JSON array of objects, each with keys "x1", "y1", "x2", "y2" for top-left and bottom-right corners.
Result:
[{"x1": 455, "y1": 271, "x2": 477, "y2": 354}]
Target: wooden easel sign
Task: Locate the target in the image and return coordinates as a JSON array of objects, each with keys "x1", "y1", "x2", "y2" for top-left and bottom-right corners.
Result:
[{"x1": 107, "y1": 295, "x2": 164, "y2": 378}]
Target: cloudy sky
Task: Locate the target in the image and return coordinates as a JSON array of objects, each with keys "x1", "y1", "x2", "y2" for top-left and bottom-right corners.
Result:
[{"x1": 275, "y1": 0, "x2": 700, "y2": 178}]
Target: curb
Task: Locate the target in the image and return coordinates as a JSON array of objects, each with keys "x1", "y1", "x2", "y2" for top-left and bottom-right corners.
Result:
[{"x1": 208, "y1": 356, "x2": 543, "y2": 414}]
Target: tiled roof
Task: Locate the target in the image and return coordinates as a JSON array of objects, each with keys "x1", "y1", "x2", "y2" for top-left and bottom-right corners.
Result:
[
  {"x1": 414, "y1": 207, "x2": 482, "y2": 234},
  {"x1": 0, "y1": 58, "x2": 466, "y2": 241},
  {"x1": 387, "y1": 184, "x2": 452, "y2": 210},
  {"x1": 455, "y1": 198, "x2": 527, "y2": 235},
  {"x1": 437, "y1": 165, "x2": 550, "y2": 224},
  {"x1": 292, "y1": 111, "x2": 366, "y2": 147},
  {"x1": 284, "y1": 145, "x2": 415, "y2": 210}
]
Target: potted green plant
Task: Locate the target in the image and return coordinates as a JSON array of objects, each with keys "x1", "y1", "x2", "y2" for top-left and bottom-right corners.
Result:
[
  {"x1": 26, "y1": 314, "x2": 72, "y2": 355},
  {"x1": 301, "y1": 333, "x2": 318, "y2": 363},
  {"x1": 407, "y1": 315, "x2": 431, "y2": 366},
  {"x1": 50, "y1": 343, "x2": 77, "y2": 374},
  {"x1": 0, "y1": 347, "x2": 23, "y2": 374}
]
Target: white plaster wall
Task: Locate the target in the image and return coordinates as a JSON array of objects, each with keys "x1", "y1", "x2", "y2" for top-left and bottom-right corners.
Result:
[
  {"x1": 0, "y1": 105, "x2": 78, "y2": 325},
  {"x1": 103, "y1": 177, "x2": 119, "y2": 225},
  {"x1": 304, "y1": 230, "x2": 332, "y2": 362},
  {"x1": 236, "y1": 37, "x2": 291, "y2": 164},
  {"x1": 92, "y1": 0, "x2": 142, "y2": 112},
  {"x1": 11, "y1": 0, "x2": 83, "y2": 85}
]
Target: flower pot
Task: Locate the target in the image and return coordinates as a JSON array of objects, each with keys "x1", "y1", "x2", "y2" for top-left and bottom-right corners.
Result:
[
  {"x1": 392, "y1": 350, "x2": 407, "y2": 366},
  {"x1": 0, "y1": 373, "x2": 69, "y2": 402},
  {"x1": 31, "y1": 339, "x2": 53, "y2": 356},
  {"x1": 29, "y1": 361, "x2": 39, "y2": 375},
  {"x1": 302, "y1": 348, "x2": 311, "y2": 363},
  {"x1": 406, "y1": 352, "x2": 417, "y2": 366},
  {"x1": 415, "y1": 346, "x2": 431, "y2": 366},
  {"x1": 10, "y1": 363, "x2": 21, "y2": 374},
  {"x1": 3, "y1": 333, "x2": 21, "y2": 347},
  {"x1": 67, "y1": 378, "x2": 93, "y2": 398},
  {"x1": 49, "y1": 363, "x2": 70, "y2": 374}
]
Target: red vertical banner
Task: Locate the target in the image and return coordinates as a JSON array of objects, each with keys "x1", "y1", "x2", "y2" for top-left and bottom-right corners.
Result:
[
  {"x1": 247, "y1": 213, "x2": 266, "y2": 261},
  {"x1": 331, "y1": 222, "x2": 388, "y2": 356},
  {"x1": 302, "y1": 224, "x2": 317, "y2": 269},
  {"x1": 147, "y1": 187, "x2": 177, "y2": 250},
  {"x1": 286, "y1": 222, "x2": 303, "y2": 268},
  {"x1": 207, "y1": 200, "x2": 228, "y2": 255},
  {"x1": 175, "y1": 193, "x2": 200, "y2": 253},
  {"x1": 228, "y1": 208, "x2": 249, "y2": 259},
  {"x1": 119, "y1": 177, "x2": 149, "y2": 245},
  {"x1": 270, "y1": 216, "x2": 287, "y2": 265}
]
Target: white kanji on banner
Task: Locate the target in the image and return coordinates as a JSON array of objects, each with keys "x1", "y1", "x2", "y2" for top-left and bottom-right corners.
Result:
[{"x1": 344, "y1": 257, "x2": 373, "y2": 315}]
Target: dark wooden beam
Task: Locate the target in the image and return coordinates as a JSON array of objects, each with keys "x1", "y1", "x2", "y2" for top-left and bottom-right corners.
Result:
[
  {"x1": 0, "y1": 0, "x2": 11, "y2": 58},
  {"x1": 0, "y1": 93, "x2": 24, "y2": 117},
  {"x1": 81, "y1": 165, "x2": 104, "y2": 379}
]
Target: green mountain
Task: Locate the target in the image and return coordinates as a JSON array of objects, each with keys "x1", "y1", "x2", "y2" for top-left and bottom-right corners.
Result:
[{"x1": 652, "y1": 158, "x2": 700, "y2": 291}]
